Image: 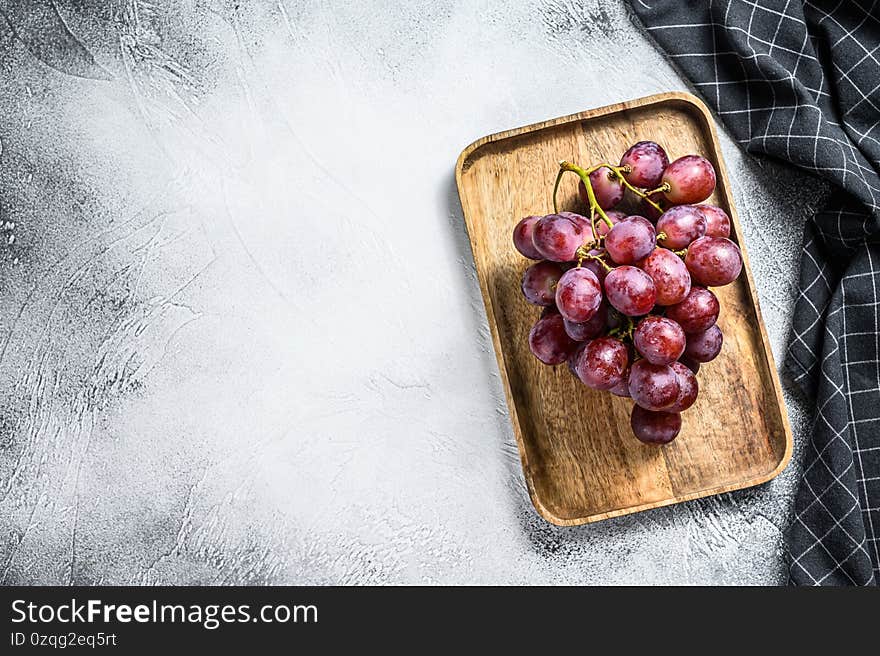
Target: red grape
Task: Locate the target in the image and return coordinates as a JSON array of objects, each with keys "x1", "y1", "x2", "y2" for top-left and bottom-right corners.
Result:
[
  {"x1": 685, "y1": 236, "x2": 743, "y2": 286},
  {"x1": 668, "y1": 361, "x2": 698, "y2": 412},
  {"x1": 558, "y1": 211, "x2": 594, "y2": 238},
  {"x1": 555, "y1": 267, "x2": 602, "y2": 323},
  {"x1": 628, "y1": 359, "x2": 680, "y2": 410},
  {"x1": 656, "y1": 205, "x2": 707, "y2": 249},
  {"x1": 683, "y1": 324, "x2": 723, "y2": 363},
  {"x1": 580, "y1": 257, "x2": 608, "y2": 283},
  {"x1": 697, "y1": 204, "x2": 731, "y2": 238},
  {"x1": 596, "y1": 209, "x2": 626, "y2": 237},
  {"x1": 513, "y1": 215, "x2": 543, "y2": 260},
  {"x1": 604, "y1": 265, "x2": 657, "y2": 316},
  {"x1": 564, "y1": 301, "x2": 608, "y2": 341},
  {"x1": 620, "y1": 141, "x2": 669, "y2": 188},
  {"x1": 639, "y1": 192, "x2": 669, "y2": 221},
  {"x1": 633, "y1": 315, "x2": 686, "y2": 365},
  {"x1": 665, "y1": 286, "x2": 719, "y2": 333},
  {"x1": 521, "y1": 260, "x2": 563, "y2": 306},
  {"x1": 532, "y1": 213, "x2": 592, "y2": 262},
  {"x1": 579, "y1": 167, "x2": 624, "y2": 209},
  {"x1": 574, "y1": 336, "x2": 629, "y2": 390},
  {"x1": 662, "y1": 155, "x2": 716, "y2": 204},
  {"x1": 639, "y1": 247, "x2": 691, "y2": 305},
  {"x1": 605, "y1": 216, "x2": 656, "y2": 264},
  {"x1": 567, "y1": 342, "x2": 586, "y2": 378},
  {"x1": 528, "y1": 313, "x2": 578, "y2": 365},
  {"x1": 610, "y1": 367, "x2": 631, "y2": 397},
  {"x1": 679, "y1": 356, "x2": 701, "y2": 374},
  {"x1": 630, "y1": 406, "x2": 682, "y2": 444},
  {"x1": 605, "y1": 305, "x2": 623, "y2": 332}
]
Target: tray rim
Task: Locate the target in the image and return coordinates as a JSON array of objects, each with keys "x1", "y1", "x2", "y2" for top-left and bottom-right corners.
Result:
[{"x1": 455, "y1": 91, "x2": 794, "y2": 526}]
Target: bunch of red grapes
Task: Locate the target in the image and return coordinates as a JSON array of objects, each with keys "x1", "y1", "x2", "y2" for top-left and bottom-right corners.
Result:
[{"x1": 512, "y1": 141, "x2": 742, "y2": 445}]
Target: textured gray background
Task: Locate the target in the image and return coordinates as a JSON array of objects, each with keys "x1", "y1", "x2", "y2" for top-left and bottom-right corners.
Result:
[{"x1": 0, "y1": 0, "x2": 823, "y2": 585}]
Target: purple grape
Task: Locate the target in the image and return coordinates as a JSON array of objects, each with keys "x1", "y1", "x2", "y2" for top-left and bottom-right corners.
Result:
[
  {"x1": 631, "y1": 406, "x2": 682, "y2": 444},
  {"x1": 697, "y1": 204, "x2": 731, "y2": 238},
  {"x1": 668, "y1": 361, "x2": 698, "y2": 412},
  {"x1": 528, "y1": 313, "x2": 578, "y2": 365},
  {"x1": 604, "y1": 265, "x2": 657, "y2": 316},
  {"x1": 581, "y1": 257, "x2": 609, "y2": 283},
  {"x1": 679, "y1": 356, "x2": 701, "y2": 374},
  {"x1": 558, "y1": 211, "x2": 595, "y2": 239},
  {"x1": 639, "y1": 247, "x2": 691, "y2": 306},
  {"x1": 656, "y1": 205, "x2": 707, "y2": 249},
  {"x1": 605, "y1": 305, "x2": 623, "y2": 332},
  {"x1": 620, "y1": 141, "x2": 669, "y2": 188},
  {"x1": 513, "y1": 215, "x2": 543, "y2": 260},
  {"x1": 662, "y1": 155, "x2": 716, "y2": 204},
  {"x1": 610, "y1": 367, "x2": 631, "y2": 397},
  {"x1": 683, "y1": 325, "x2": 723, "y2": 363},
  {"x1": 567, "y1": 342, "x2": 586, "y2": 378},
  {"x1": 596, "y1": 209, "x2": 626, "y2": 237},
  {"x1": 532, "y1": 213, "x2": 592, "y2": 262},
  {"x1": 605, "y1": 215, "x2": 656, "y2": 265},
  {"x1": 521, "y1": 261, "x2": 564, "y2": 306},
  {"x1": 555, "y1": 267, "x2": 602, "y2": 323},
  {"x1": 628, "y1": 359, "x2": 680, "y2": 411},
  {"x1": 665, "y1": 286, "x2": 719, "y2": 333},
  {"x1": 564, "y1": 301, "x2": 608, "y2": 341},
  {"x1": 574, "y1": 336, "x2": 629, "y2": 390},
  {"x1": 633, "y1": 315, "x2": 686, "y2": 365},
  {"x1": 685, "y1": 236, "x2": 742, "y2": 286},
  {"x1": 579, "y1": 167, "x2": 624, "y2": 209},
  {"x1": 639, "y1": 191, "x2": 669, "y2": 221}
]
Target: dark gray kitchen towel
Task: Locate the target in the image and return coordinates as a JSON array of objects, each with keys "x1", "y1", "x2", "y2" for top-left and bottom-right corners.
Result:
[{"x1": 627, "y1": 0, "x2": 880, "y2": 585}]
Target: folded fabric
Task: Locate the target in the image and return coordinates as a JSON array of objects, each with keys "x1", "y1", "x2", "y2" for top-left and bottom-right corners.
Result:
[{"x1": 628, "y1": 0, "x2": 880, "y2": 585}]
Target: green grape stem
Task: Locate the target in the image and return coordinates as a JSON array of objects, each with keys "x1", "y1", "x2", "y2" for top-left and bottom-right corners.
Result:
[
  {"x1": 552, "y1": 168, "x2": 565, "y2": 214},
  {"x1": 608, "y1": 314, "x2": 635, "y2": 341},
  {"x1": 555, "y1": 160, "x2": 664, "y2": 221},
  {"x1": 576, "y1": 246, "x2": 613, "y2": 272},
  {"x1": 608, "y1": 166, "x2": 664, "y2": 214},
  {"x1": 589, "y1": 206, "x2": 599, "y2": 243},
  {"x1": 646, "y1": 182, "x2": 671, "y2": 195},
  {"x1": 557, "y1": 161, "x2": 614, "y2": 229}
]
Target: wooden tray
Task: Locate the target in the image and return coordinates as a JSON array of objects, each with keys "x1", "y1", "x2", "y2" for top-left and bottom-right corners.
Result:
[{"x1": 455, "y1": 92, "x2": 793, "y2": 526}]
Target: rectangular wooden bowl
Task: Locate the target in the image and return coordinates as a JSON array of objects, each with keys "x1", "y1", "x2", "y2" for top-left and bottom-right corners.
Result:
[{"x1": 455, "y1": 92, "x2": 793, "y2": 526}]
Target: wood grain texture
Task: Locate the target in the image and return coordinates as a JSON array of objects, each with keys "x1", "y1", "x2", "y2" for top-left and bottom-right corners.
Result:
[{"x1": 456, "y1": 92, "x2": 793, "y2": 526}]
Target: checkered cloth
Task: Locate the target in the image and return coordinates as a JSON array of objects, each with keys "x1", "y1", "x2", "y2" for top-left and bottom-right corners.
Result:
[{"x1": 628, "y1": 0, "x2": 880, "y2": 585}]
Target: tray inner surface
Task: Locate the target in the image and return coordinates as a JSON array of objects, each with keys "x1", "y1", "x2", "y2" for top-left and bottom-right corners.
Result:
[{"x1": 458, "y1": 97, "x2": 790, "y2": 523}]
